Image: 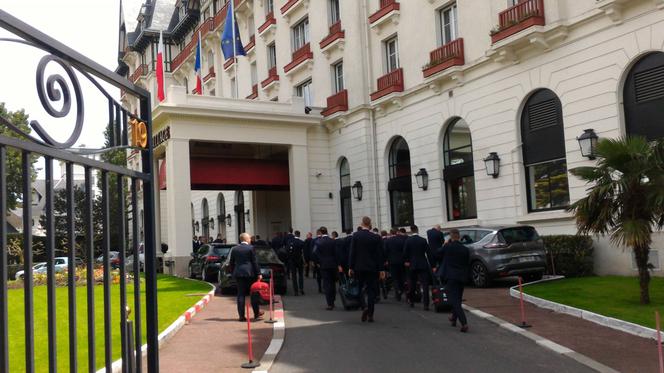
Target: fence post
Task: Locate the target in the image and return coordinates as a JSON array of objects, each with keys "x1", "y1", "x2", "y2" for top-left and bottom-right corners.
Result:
[{"x1": 517, "y1": 277, "x2": 532, "y2": 328}]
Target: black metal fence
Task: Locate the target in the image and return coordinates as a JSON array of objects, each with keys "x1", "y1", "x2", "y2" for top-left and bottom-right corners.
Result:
[{"x1": 0, "y1": 10, "x2": 159, "y2": 372}]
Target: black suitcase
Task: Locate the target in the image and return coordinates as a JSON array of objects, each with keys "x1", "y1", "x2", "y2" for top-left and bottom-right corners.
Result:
[
  {"x1": 431, "y1": 276, "x2": 452, "y2": 313},
  {"x1": 338, "y1": 274, "x2": 362, "y2": 310}
]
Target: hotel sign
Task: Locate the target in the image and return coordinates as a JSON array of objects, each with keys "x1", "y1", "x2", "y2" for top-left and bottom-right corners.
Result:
[{"x1": 153, "y1": 126, "x2": 171, "y2": 148}]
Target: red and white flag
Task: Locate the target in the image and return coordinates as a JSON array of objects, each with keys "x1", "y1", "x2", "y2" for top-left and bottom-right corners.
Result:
[
  {"x1": 194, "y1": 31, "x2": 203, "y2": 95},
  {"x1": 156, "y1": 30, "x2": 165, "y2": 102}
]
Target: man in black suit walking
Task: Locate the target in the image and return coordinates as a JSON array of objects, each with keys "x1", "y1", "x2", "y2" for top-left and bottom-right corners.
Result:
[
  {"x1": 335, "y1": 230, "x2": 352, "y2": 275},
  {"x1": 427, "y1": 225, "x2": 444, "y2": 255},
  {"x1": 229, "y1": 233, "x2": 263, "y2": 321},
  {"x1": 314, "y1": 227, "x2": 338, "y2": 309},
  {"x1": 436, "y1": 228, "x2": 470, "y2": 332},
  {"x1": 404, "y1": 225, "x2": 434, "y2": 310},
  {"x1": 349, "y1": 217, "x2": 385, "y2": 322},
  {"x1": 383, "y1": 228, "x2": 407, "y2": 301},
  {"x1": 303, "y1": 232, "x2": 313, "y2": 277},
  {"x1": 288, "y1": 230, "x2": 306, "y2": 295}
]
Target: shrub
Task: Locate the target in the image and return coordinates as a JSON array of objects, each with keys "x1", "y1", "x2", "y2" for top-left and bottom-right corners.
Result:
[{"x1": 542, "y1": 235, "x2": 594, "y2": 277}]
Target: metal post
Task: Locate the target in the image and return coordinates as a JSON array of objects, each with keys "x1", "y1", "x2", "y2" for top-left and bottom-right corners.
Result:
[{"x1": 517, "y1": 277, "x2": 531, "y2": 328}]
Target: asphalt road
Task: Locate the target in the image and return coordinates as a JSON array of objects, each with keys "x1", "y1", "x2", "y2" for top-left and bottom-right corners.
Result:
[{"x1": 271, "y1": 277, "x2": 595, "y2": 373}]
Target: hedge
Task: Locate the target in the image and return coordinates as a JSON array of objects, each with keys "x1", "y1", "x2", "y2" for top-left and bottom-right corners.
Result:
[{"x1": 542, "y1": 235, "x2": 594, "y2": 277}]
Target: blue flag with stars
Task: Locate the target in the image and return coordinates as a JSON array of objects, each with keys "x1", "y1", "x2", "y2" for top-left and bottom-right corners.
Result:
[{"x1": 221, "y1": 2, "x2": 246, "y2": 59}]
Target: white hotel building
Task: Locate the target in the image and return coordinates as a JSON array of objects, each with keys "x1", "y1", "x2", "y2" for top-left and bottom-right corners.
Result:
[{"x1": 118, "y1": 0, "x2": 664, "y2": 276}]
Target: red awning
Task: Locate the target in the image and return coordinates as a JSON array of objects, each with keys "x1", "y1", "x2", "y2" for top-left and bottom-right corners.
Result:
[{"x1": 159, "y1": 158, "x2": 290, "y2": 191}]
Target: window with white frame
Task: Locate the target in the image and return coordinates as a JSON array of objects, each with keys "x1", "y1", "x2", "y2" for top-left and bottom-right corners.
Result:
[
  {"x1": 295, "y1": 79, "x2": 313, "y2": 106},
  {"x1": 267, "y1": 42, "x2": 277, "y2": 69},
  {"x1": 266, "y1": 0, "x2": 274, "y2": 14},
  {"x1": 333, "y1": 61, "x2": 344, "y2": 93},
  {"x1": 438, "y1": 3, "x2": 458, "y2": 45},
  {"x1": 384, "y1": 36, "x2": 399, "y2": 73},
  {"x1": 329, "y1": 0, "x2": 341, "y2": 25},
  {"x1": 292, "y1": 18, "x2": 310, "y2": 52}
]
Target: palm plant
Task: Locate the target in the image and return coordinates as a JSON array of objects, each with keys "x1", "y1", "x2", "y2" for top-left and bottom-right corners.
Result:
[{"x1": 568, "y1": 137, "x2": 664, "y2": 304}]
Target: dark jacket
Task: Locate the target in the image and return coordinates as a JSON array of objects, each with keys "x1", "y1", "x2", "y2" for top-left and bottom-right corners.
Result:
[
  {"x1": 384, "y1": 234, "x2": 407, "y2": 265},
  {"x1": 229, "y1": 243, "x2": 260, "y2": 278},
  {"x1": 314, "y1": 236, "x2": 337, "y2": 269},
  {"x1": 349, "y1": 229, "x2": 384, "y2": 272},
  {"x1": 426, "y1": 229, "x2": 444, "y2": 251},
  {"x1": 404, "y1": 234, "x2": 434, "y2": 270},
  {"x1": 288, "y1": 237, "x2": 305, "y2": 266},
  {"x1": 335, "y1": 236, "x2": 351, "y2": 269},
  {"x1": 303, "y1": 237, "x2": 313, "y2": 262},
  {"x1": 436, "y1": 240, "x2": 470, "y2": 282}
]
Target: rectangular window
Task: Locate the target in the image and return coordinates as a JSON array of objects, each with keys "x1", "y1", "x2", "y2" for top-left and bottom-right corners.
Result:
[
  {"x1": 527, "y1": 159, "x2": 570, "y2": 211},
  {"x1": 333, "y1": 61, "x2": 344, "y2": 93},
  {"x1": 384, "y1": 36, "x2": 399, "y2": 72},
  {"x1": 292, "y1": 18, "x2": 310, "y2": 51},
  {"x1": 438, "y1": 3, "x2": 458, "y2": 45},
  {"x1": 251, "y1": 62, "x2": 258, "y2": 86},
  {"x1": 267, "y1": 43, "x2": 277, "y2": 69},
  {"x1": 266, "y1": 0, "x2": 274, "y2": 14},
  {"x1": 329, "y1": 0, "x2": 341, "y2": 25},
  {"x1": 295, "y1": 79, "x2": 313, "y2": 106}
]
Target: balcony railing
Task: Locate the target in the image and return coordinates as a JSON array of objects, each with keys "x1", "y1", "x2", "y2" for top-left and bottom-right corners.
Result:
[
  {"x1": 320, "y1": 21, "x2": 345, "y2": 49},
  {"x1": 369, "y1": 0, "x2": 400, "y2": 24},
  {"x1": 422, "y1": 38, "x2": 465, "y2": 78},
  {"x1": 322, "y1": 89, "x2": 348, "y2": 117},
  {"x1": 223, "y1": 58, "x2": 235, "y2": 70},
  {"x1": 171, "y1": 18, "x2": 214, "y2": 71},
  {"x1": 130, "y1": 63, "x2": 148, "y2": 83},
  {"x1": 244, "y1": 34, "x2": 256, "y2": 52},
  {"x1": 203, "y1": 66, "x2": 215, "y2": 82},
  {"x1": 246, "y1": 84, "x2": 258, "y2": 99},
  {"x1": 281, "y1": 0, "x2": 302, "y2": 15},
  {"x1": 261, "y1": 66, "x2": 279, "y2": 88},
  {"x1": 259, "y1": 12, "x2": 277, "y2": 34},
  {"x1": 370, "y1": 68, "x2": 404, "y2": 101},
  {"x1": 491, "y1": 0, "x2": 545, "y2": 44},
  {"x1": 284, "y1": 43, "x2": 313, "y2": 73}
]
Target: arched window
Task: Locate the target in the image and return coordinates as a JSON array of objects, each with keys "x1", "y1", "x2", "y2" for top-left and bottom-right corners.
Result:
[
  {"x1": 624, "y1": 52, "x2": 664, "y2": 140},
  {"x1": 442, "y1": 118, "x2": 477, "y2": 220},
  {"x1": 202, "y1": 198, "x2": 210, "y2": 242},
  {"x1": 217, "y1": 193, "x2": 226, "y2": 241},
  {"x1": 521, "y1": 89, "x2": 570, "y2": 212},
  {"x1": 235, "y1": 191, "x2": 245, "y2": 239},
  {"x1": 339, "y1": 158, "x2": 352, "y2": 232},
  {"x1": 388, "y1": 137, "x2": 414, "y2": 227}
]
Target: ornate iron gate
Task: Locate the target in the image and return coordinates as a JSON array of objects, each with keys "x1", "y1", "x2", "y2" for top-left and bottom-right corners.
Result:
[{"x1": 0, "y1": 10, "x2": 159, "y2": 372}]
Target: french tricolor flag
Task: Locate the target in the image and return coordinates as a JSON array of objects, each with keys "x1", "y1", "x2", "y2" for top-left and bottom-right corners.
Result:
[
  {"x1": 194, "y1": 31, "x2": 202, "y2": 95},
  {"x1": 156, "y1": 30, "x2": 165, "y2": 102}
]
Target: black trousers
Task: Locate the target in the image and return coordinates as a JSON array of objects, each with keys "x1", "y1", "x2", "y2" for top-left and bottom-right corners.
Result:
[
  {"x1": 356, "y1": 271, "x2": 379, "y2": 317},
  {"x1": 389, "y1": 264, "x2": 405, "y2": 297},
  {"x1": 289, "y1": 262, "x2": 304, "y2": 294},
  {"x1": 304, "y1": 260, "x2": 311, "y2": 277},
  {"x1": 313, "y1": 264, "x2": 322, "y2": 291},
  {"x1": 446, "y1": 279, "x2": 467, "y2": 325},
  {"x1": 320, "y1": 268, "x2": 337, "y2": 306},
  {"x1": 236, "y1": 277, "x2": 260, "y2": 319},
  {"x1": 408, "y1": 269, "x2": 431, "y2": 307}
]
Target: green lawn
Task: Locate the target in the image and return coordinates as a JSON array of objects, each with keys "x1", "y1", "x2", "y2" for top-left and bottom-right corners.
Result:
[
  {"x1": 524, "y1": 276, "x2": 664, "y2": 329},
  {"x1": 8, "y1": 274, "x2": 212, "y2": 372}
]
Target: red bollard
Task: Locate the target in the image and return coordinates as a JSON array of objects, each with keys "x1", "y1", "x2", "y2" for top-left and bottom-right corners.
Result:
[
  {"x1": 517, "y1": 277, "x2": 532, "y2": 328},
  {"x1": 241, "y1": 299, "x2": 260, "y2": 369},
  {"x1": 657, "y1": 311, "x2": 663, "y2": 373},
  {"x1": 266, "y1": 270, "x2": 277, "y2": 324}
]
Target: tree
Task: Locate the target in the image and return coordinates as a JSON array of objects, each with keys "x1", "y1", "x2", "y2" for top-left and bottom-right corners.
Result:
[
  {"x1": 568, "y1": 137, "x2": 664, "y2": 304},
  {"x1": 0, "y1": 103, "x2": 37, "y2": 211},
  {"x1": 39, "y1": 185, "x2": 91, "y2": 259}
]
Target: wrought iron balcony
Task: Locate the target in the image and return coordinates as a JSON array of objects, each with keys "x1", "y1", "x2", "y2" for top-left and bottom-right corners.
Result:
[
  {"x1": 130, "y1": 63, "x2": 148, "y2": 83},
  {"x1": 244, "y1": 34, "x2": 256, "y2": 53},
  {"x1": 320, "y1": 21, "x2": 345, "y2": 50},
  {"x1": 490, "y1": 0, "x2": 545, "y2": 44},
  {"x1": 203, "y1": 66, "x2": 215, "y2": 82},
  {"x1": 246, "y1": 84, "x2": 258, "y2": 99},
  {"x1": 371, "y1": 68, "x2": 404, "y2": 101},
  {"x1": 322, "y1": 89, "x2": 348, "y2": 117},
  {"x1": 258, "y1": 12, "x2": 277, "y2": 35},
  {"x1": 369, "y1": 0, "x2": 400, "y2": 25},
  {"x1": 171, "y1": 18, "x2": 214, "y2": 71},
  {"x1": 284, "y1": 43, "x2": 313, "y2": 74},
  {"x1": 261, "y1": 66, "x2": 279, "y2": 88},
  {"x1": 422, "y1": 38, "x2": 464, "y2": 78}
]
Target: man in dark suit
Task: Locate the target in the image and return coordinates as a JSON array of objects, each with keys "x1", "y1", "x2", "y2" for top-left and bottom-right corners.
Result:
[
  {"x1": 335, "y1": 230, "x2": 352, "y2": 275},
  {"x1": 229, "y1": 233, "x2": 263, "y2": 321},
  {"x1": 404, "y1": 225, "x2": 434, "y2": 310},
  {"x1": 315, "y1": 227, "x2": 338, "y2": 309},
  {"x1": 427, "y1": 225, "x2": 444, "y2": 255},
  {"x1": 303, "y1": 232, "x2": 313, "y2": 277},
  {"x1": 384, "y1": 228, "x2": 407, "y2": 301},
  {"x1": 193, "y1": 235, "x2": 201, "y2": 252},
  {"x1": 254, "y1": 235, "x2": 268, "y2": 247},
  {"x1": 349, "y1": 217, "x2": 385, "y2": 322},
  {"x1": 436, "y1": 228, "x2": 470, "y2": 332},
  {"x1": 288, "y1": 230, "x2": 306, "y2": 295}
]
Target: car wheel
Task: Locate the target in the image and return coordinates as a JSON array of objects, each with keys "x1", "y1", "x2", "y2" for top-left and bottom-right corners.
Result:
[
  {"x1": 471, "y1": 261, "x2": 490, "y2": 288},
  {"x1": 217, "y1": 270, "x2": 223, "y2": 285},
  {"x1": 523, "y1": 272, "x2": 543, "y2": 283},
  {"x1": 188, "y1": 265, "x2": 195, "y2": 279}
]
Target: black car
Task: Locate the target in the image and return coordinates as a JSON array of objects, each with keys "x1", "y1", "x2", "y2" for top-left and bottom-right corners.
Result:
[
  {"x1": 188, "y1": 243, "x2": 234, "y2": 282},
  {"x1": 218, "y1": 244, "x2": 287, "y2": 295}
]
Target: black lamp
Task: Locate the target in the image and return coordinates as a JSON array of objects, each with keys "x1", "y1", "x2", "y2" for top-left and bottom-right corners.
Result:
[
  {"x1": 209, "y1": 217, "x2": 215, "y2": 226},
  {"x1": 226, "y1": 213, "x2": 232, "y2": 227},
  {"x1": 577, "y1": 129, "x2": 598, "y2": 160},
  {"x1": 351, "y1": 181, "x2": 363, "y2": 201},
  {"x1": 194, "y1": 221, "x2": 200, "y2": 232},
  {"x1": 415, "y1": 168, "x2": 429, "y2": 190},
  {"x1": 484, "y1": 152, "x2": 500, "y2": 178},
  {"x1": 246, "y1": 209, "x2": 251, "y2": 222}
]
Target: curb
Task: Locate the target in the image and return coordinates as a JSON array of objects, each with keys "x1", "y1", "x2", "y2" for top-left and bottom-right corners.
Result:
[
  {"x1": 510, "y1": 277, "x2": 662, "y2": 341},
  {"x1": 462, "y1": 303, "x2": 620, "y2": 373},
  {"x1": 96, "y1": 284, "x2": 216, "y2": 373},
  {"x1": 253, "y1": 295, "x2": 286, "y2": 373}
]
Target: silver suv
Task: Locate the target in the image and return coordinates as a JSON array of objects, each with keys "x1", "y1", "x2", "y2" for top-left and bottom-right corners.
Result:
[{"x1": 456, "y1": 225, "x2": 546, "y2": 287}]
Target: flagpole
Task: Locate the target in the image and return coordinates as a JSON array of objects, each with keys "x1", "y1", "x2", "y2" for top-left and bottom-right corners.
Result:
[{"x1": 231, "y1": 0, "x2": 239, "y2": 99}]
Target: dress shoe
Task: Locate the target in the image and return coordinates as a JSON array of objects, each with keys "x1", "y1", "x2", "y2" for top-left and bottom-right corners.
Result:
[
  {"x1": 448, "y1": 316, "x2": 457, "y2": 327},
  {"x1": 300, "y1": 290, "x2": 305, "y2": 295},
  {"x1": 460, "y1": 325, "x2": 469, "y2": 333},
  {"x1": 368, "y1": 316, "x2": 374, "y2": 323},
  {"x1": 238, "y1": 317, "x2": 247, "y2": 322},
  {"x1": 361, "y1": 309, "x2": 369, "y2": 322}
]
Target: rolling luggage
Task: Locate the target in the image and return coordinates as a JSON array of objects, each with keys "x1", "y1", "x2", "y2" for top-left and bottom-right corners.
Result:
[
  {"x1": 431, "y1": 276, "x2": 451, "y2": 313},
  {"x1": 338, "y1": 273, "x2": 362, "y2": 310}
]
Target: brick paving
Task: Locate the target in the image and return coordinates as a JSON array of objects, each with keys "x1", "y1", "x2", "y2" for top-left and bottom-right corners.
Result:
[{"x1": 464, "y1": 279, "x2": 659, "y2": 373}]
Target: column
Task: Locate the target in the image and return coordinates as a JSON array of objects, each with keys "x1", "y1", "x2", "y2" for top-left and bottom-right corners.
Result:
[
  {"x1": 165, "y1": 138, "x2": 192, "y2": 276},
  {"x1": 288, "y1": 145, "x2": 312, "y2": 233}
]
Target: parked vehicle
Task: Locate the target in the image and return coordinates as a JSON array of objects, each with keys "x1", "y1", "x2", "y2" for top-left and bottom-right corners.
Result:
[
  {"x1": 456, "y1": 225, "x2": 546, "y2": 288},
  {"x1": 96, "y1": 251, "x2": 120, "y2": 264},
  {"x1": 14, "y1": 262, "x2": 47, "y2": 280},
  {"x1": 188, "y1": 243, "x2": 233, "y2": 282},
  {"x1": 33, "y1": 257, "x2": 85, "y2": 275},
  {"x1": 124, "y1": 254, "x2": 145, "y2": 272},
  {"x1": 218, "y1": 244, "x2": 287, "y2": 295}
]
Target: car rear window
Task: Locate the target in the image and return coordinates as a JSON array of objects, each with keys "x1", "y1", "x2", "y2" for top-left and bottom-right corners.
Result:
[
  {"x1": 255, "y1": 247, "x2": 280, "y2": 264},
  {"x1": 213, "y1": 247, "x2": 231, "y2": 256},
  {"x1": 499, "y1": 227, "x2": 539, "y2": 244}
]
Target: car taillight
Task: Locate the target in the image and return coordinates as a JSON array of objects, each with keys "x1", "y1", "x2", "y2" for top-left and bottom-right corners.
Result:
[
  {"x1": 111, "y1": 258, "x2": 120, "y2": 264},
  {"x1": 206, "y1": 255, "x2": 220, "y2": 262},
  {"x1": 483, "y1": 243, "x2": 508, "y2": 249}
]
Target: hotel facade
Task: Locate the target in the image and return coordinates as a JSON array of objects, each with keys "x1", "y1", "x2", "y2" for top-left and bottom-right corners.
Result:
[{"x1": 118, "y1": 0, "x2": 664, "y2": 276}]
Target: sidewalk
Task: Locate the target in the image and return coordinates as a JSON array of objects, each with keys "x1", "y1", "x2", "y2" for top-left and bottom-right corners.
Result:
[
  {"x1": 464, "y1": 284, "x2": 659, "y2": 373},
  {"x1": 154, "y1": 291, "x2": 274, "y2": 373}
]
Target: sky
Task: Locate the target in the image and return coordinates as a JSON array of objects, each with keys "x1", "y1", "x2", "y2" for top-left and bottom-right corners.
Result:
[{"x1": 0, "y1": 0, "x2": 123, "y2": 176}]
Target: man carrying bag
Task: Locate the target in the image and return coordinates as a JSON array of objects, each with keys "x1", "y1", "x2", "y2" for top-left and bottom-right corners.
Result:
[
  {"x1": 436, "y1": 228, "x2": 470, "y2": 332},
  {"x1": 230, "y1": 233, "x2": 264, "y2": 321}
]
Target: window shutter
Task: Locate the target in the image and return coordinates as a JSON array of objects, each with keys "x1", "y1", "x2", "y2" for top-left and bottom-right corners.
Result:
[
  {"x1": 624, "y1": 52, "x2": 664, "y2": 141},
  {"x1": 521, "y1": 89, "x2": 566, "y2": 165},
  {"x1": 634, "y1": 64, "x2": 664, "y2": 103}
]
